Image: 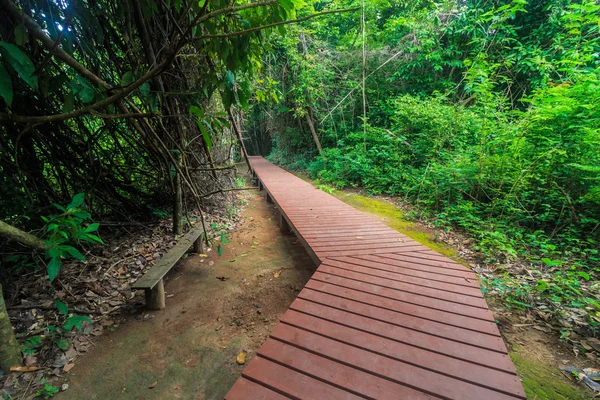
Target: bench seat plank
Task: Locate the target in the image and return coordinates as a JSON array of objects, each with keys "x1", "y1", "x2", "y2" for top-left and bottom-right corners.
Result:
[{"x1": 132, "y1": 228, "x2": 202, "y2": 290}]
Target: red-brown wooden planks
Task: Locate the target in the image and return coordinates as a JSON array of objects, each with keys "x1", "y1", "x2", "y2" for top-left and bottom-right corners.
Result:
[
  {"x1": 286, "y1": 300, "x2": 514, "y2": 372},
  {"x1": 331, "y1": 256, "x2": 481, "y2": 288},
  {"x1": 354, "y1": 254, "x2": 478, "y2": 280},
  {"x1": 279, "y1": 311, "x2": 523, "y2": 395},
  {"x1": 225, "y1": 157, "x2": 525, "y2": 399},
  {"x1": 242, "y1": 356, "x2": 364, "y2": 399},
  {"x1": 224, "y1": 378, "x2": 286, "y2": 400},
  {"x1": 270, "y1": 324, "x2": 523, "y2": 399},
  {"x1": 320, "y1": 259, "x2": 483, "y2": 296},
  {"x1": 259, "y1": 339, "x2": 438, "y2": 399}
]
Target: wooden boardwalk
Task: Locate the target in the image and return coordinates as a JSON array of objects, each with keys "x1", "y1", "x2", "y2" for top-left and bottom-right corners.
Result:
[{"x1": 225, "y1": 156, "x2": 525, "y2": 399}]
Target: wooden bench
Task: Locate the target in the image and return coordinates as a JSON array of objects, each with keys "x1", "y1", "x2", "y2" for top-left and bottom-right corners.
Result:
[{"x1": 132, "y1": 228, "x2": 203, "y2": 310}]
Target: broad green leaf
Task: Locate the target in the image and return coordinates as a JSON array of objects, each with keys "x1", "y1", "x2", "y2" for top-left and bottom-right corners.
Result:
[
  {"x1": 63, "y1": 91, "x2": 74, "y2": 113},
  {"x1": 73, "y1": 210, "x2": 91, "y2": 220},
  {"x1": 196, "y1": 120, "x2": 212, "y2": 151},
  {"x1": 0, "y1": 42, "x2": 38, "y2": 90},
  {"x1": 55, "y1": 338, "x2": 70, "y2": 350},
  {"x1": 577, "y1": 271, "x2": 590, "y2": 280},
  {"x1": 139, "y1": 82, "x2": 150, "y2": 97},
  {"x1": 47, "y1": 256, "x2": 61, "y2": 282},
  {"x1": 68, "y1": 193, "x2": 85, "y2": 209},
  {"x1": 71, "y1": 76, "x2": 95, "y2": 104},
  {"x1": 189, "y1": 105, "x2": 204, "y2": 117},
  {"x1": 238, "y1": 89, "x2": 248, "y2": 110},
  {"x1": 14, "y1": 24, "x2": 27, "y2": 46},
  {"x1": 0, "y1": 62, "x2": 13, "y2": 106},
  {"x1": 62, "y1": 245, "x2": 85, "y2": 261},
  {"x1": 83, "y1": 233, "x2": 104, "y2": 244},
  {"x1": 220, "y1": 88, "x2": 233, "y2": 109},
  {"x1": 224, "y1": 70, "x2": 235, "y2": 90},
  {"x1": 84, "y1": 223, "x2": 99, "y2": 233},
  {"x1": 149, "y1": 93, "x2": 159, "y2": 110},
  {"x1": 47, "y1": 247, "x2": 61, "y2": 258},
  {"x1": 64, "y1": 315, "x2": 92, "y2": 332},
  {"x1": 121, "y1": 71, "x2": 134, "y2": 86},
  {"x1": 55, "y1": 300, "x2": 69, "y2": 315},
  {"x1": 279, "y1": 0, "x2": 293, "y2": 14}
]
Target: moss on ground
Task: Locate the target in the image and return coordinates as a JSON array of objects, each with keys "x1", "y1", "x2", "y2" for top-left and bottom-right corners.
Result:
[
  {"x1": 295, "y1": 173, "x2": 460, "y2": 261},
  {"x1": 335, "y1": 192, "x2": 459, "y2": 259},
  {"x1": 510, "y1": 352, "x2": 591, "y2": 399}
]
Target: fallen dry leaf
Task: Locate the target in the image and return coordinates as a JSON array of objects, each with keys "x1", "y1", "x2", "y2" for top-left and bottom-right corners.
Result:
[
  {"x1": 63, "y1": 363, "x2": 75, "y2": 372},
  {"x1": 236, "y1": 351, "x2": 247, "y2": 365},
  {"x1": 24, "y1": 355, "x2": 37, "y2": 367},
  {"x1": 273, "y1": 270, "x2": 281, "y2": 278},
  {"x1": 149, "y1": 381, "x2": 158, "y2": 389}
]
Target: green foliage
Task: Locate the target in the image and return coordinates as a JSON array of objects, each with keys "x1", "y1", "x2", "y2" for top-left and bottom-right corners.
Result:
[
  {"x1": 42, "y1": 193, "x2": 103, "y2": 281},
  {"x1": 34, "y1": 384, "x2": 59, "y2": 399},
  {"x1": 21, "y1": 336, "x2": 43, "y2": 356},
  {"x1": 209, "y1": 222, "x2": 230, "y2": 257},
  {"x1": 54, "y1": 301, "x2": 68, "y2": 316},
  {"x1": 315, "y1": 182, "x2": 335, "y2": 194},
  {"x1": 252, "y1": 0, "x2": 600, "y2": 324},
  {"x1": 63, "y1": 315, "x2": 92, "y2": 332},
  {"x1": 0, "y1": 42, "x2": 38, "y2": 92},
  {"x1": 0, "y1": 62, "x2": 13, "y2": 106}
]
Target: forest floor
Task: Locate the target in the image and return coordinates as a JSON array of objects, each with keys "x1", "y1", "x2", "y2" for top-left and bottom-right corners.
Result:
[
  {"x1": 55, "y1": 183, "x2": 315, "y2": 399},
  {"x1": 51, "y1": 171, "x2": 593, "y2": 400}
]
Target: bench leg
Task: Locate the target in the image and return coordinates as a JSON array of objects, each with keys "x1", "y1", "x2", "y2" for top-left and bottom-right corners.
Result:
[
  {"x1": 279, "y1": 213, "x2": 292, "y2": 234},
  {"x1": 193, "y1": 237, "x2": 203, "y2": 254},
  {"x1": 266, "y1": 192, "x2": 274, "y2": 204},
  {"x1": 145, "y1": 279, "x2": 165, "y2": 310}
]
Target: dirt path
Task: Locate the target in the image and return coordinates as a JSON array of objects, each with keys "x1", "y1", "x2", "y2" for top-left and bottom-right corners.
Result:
[{"x1": 58, "y1": 188, "x2": 315, "y2": 399}]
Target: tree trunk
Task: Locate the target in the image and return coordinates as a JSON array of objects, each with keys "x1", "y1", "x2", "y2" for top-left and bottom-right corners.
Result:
[
  {"x1": 228, "y1": 107, "x2": 252, "y2": 172},
  {"x1": 173, "y1": 171, "x2": 183, "y2": 235},
  {"x1": 0, "y1": 220, "x2": 46, "y2": 250},
  {"x1": 0, "y1": 283, "x2": 21, "y2": 373},
  {"x1": 305, "y1": 108, "x2": 323, "y2": 156}
]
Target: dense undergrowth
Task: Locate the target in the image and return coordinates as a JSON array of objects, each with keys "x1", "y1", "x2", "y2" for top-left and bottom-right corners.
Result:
[
  {"x1": 255, "y1": 0, "x2": 600, "y2": 334},
  {"x1": 308, "y1": 82, "x2": 599, "y2": 315},
  {"x1": 269, "y1": 77, "x2": 600, "y2": 329}
]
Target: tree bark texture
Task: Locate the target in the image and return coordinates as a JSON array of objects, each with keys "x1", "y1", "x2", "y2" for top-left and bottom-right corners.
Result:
[
  {"x1": 0, "y1": 283, "x2": 22, "y2": 373},
  {"x1": 305, "y1": 109, "x2": 323, "y2": 156},
  {"x1": 0, "y1": 220, "x2": 46, "y2": 250}
]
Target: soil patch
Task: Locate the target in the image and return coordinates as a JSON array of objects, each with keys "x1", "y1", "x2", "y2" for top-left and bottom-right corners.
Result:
[{"x1": 56, "y1": 186, "x2": 315, "y2": 399}]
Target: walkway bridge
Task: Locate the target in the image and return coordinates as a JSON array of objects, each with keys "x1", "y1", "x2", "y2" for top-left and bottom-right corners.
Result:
[{"x1": 225, "y1": 156, "x2": 525, "y2": 400}]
